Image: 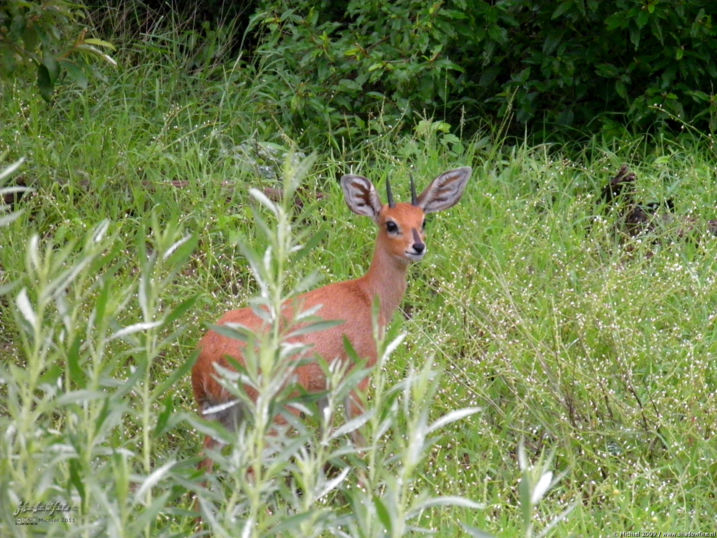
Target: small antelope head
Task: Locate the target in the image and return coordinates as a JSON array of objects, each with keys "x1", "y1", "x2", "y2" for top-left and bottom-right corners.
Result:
[{"x1": 340, "y1": 167, "x2": 472, "y2": 264}]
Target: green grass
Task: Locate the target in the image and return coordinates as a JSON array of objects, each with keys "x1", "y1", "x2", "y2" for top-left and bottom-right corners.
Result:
[{"x1": 1, "y1": 26, "x2": 717, "y2": 537}]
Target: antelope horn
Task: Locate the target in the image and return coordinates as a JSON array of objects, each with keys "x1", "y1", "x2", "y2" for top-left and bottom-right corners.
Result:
[{"x1": 386, "y1": 176, "x2": 395, "y2": 208}]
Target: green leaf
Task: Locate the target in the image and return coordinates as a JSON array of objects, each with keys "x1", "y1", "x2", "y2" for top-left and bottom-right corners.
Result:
[
  {"x1": 537, "y1": 501, "x2": 579, "y2": 538},
  {"x1": 338, "y1": 78, "x2": 362, "y2": 91},
  {"x1": 92, "y1": 277, "x2": 111, "y2": 327},
  {"x1": 0, "y1": 210, "x2": 24, "y2": 227},
  {"x1": 42, "y1": 55, "x2": 59, "y2": 82},
  {"x1": 426, "y1": 407, "x2": 481, "y2": 435},
  {"x1": 519, "y1": 473, "x2": 533, "y2": 520},
  {"x1": 94, "y1": 397, "x2": 113, "y2": 433},
  {"x1": 154, "y1": 395, "x2": 174, "y2": 436},
  {"x1": 292, "y1": 229, "x2": 326, "y2": 264},
  {"x1": 0, "y1": 47, "x2": 17, "y2": 75},
  {"x1": 413, "y1": 495, "x2": 485, "y2": 511},
  {"x1": 74, "y1": 43, "x2": 118, "y2": 67},
  {"x1": 132, "y1": 491, "x2": 171, "y2": 528},
  {"x1": 162, "y1": 233, "x2": 197, "y2": 264},
  {"x1": 329, "y1": 408, "x2": 373, "y2": 441},
  {"x1": 151, "y1": 349, "x2": 198, "y2": 401},
  {"x1": 61, "y1": 60, "x2": 88, "y2": 89},
  {"x1": 84, "y1": 38, "x2": 116, "y2": 51},
  {"x1": 615, "y1": 80, "x2": 628, "y2": 100},
  {"x1": 134, "y1": 460, "x2": 176, "y2": 502},
  {"x1": 163, "y1": 295, "x2": 199, "y2": 326},
  {"x1": 267, "y1": 512, "x2": 318, "y2": 535},
  {"x1": 595, "y1": 63, "x2": 619, "y2": 78},
  {"x1": 0, "y1": 158, "x2": 24, "y2": 181},
  {"x1": 57, "y1": 389, "x2": 106, "y2": 405},
  {"x1": 109, "y1": 320, "x2": 163, "y2": 341},
  {"x1": 249, "y1": 187, "x2": 279, "y2": 216},
  {"x1": 636, "y1": 9, "x2": 649, "y2": 28},
  {"x1": 37, "y1": 63, "x2": 54, "y2": 101},
  {"x1": 15, "y1": 288, "x2": 37, "y2": 331},
  {"x1": 67, "y1": 334, "x2": 86, "y2": 388},
  {"x1": 68, "y1": 459, "x2": 86, "y2": 506},
  {"x1": 291, "y1": 271, "x2": 322, "y2": 296},
  {"x1": 629, "y1": 26, "x2": 641, "y2": 49},
  {"x1": 9, "y1": 15, "x2": 25, "y2": 40},
  {"x1": 285, "y1": 318, "x2": 344, "y2": 338},
  {"x1": 373, "y1": 495, "x2": 393, "y2": 534},
  {"x1": 551, "y1": 2, "x2": 573, "y2": 20},
  {"x1": 108, "y1": 361, "x2": 144, "y2": 399},
  {"x1": 22, "y1": 25, "x2": 39, "y2": 51},
  {"x1": 208, "y1": 322, "x2": 252, "y2": 343}
]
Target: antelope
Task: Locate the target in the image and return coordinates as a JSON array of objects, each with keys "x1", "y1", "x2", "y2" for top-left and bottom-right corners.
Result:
[{"x1": 192, "y1": 167, "x2": 471, "y2": 471}]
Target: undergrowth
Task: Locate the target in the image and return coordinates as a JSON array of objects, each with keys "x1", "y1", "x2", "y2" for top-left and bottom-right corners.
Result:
[{"x1": 1, "y1": 14, "x2": 716, "y2": 538}]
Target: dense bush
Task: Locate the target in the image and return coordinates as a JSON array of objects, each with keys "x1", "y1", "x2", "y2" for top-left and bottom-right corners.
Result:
[
  {"x1": 248, "y1": 0, "x2": 467, "y2": 145},
  {"x1": 247, "y1": 0, "x2": 717, "y2": 140},
  {"x1": 0, "y1": 0, "x2": 115, "y2": 100},
  {"x1": 9, "y1": 1, "x2": 715, "y2": 138}
]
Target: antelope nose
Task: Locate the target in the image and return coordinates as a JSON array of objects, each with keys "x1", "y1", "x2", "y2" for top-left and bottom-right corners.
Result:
[{"x1": 411, "y1": 228, "x2": 425, "y2": 254}]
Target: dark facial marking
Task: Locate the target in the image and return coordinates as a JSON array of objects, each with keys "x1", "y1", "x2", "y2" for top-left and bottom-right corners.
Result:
[{"x1": 411, "y1": 228, "x2": 425, "y2": 253}]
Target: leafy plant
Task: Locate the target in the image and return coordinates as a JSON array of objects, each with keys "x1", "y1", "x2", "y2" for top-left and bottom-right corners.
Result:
[
  {"x1": 0, "y1": 214, "x2": 198, "y2": 536},
  {"x1": 247, "y1": 0, "x2": 467, "y2": 145},
  {"x1": 516, "y1": 441, "x2": 576, "y2": 538},
  {"x1": 245, "y1": 0, "x2": 717, "y2": 142},
  {"x1": 0, "y1": 157, "x2": 30, "y2": 231},
  {"x1": 0, "y1": 0, "x2": 116, "y2": 100}
]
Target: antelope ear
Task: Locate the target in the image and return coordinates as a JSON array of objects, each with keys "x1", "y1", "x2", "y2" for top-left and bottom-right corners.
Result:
[
  {"x1": 416, "y1": 167, "x2": 471, "y2": 213},
  {"x1": 341, "y1": 174, "x2": 383, "y2": 221}
]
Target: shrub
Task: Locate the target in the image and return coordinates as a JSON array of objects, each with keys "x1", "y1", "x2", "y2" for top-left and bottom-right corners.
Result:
[
  {"x1": 246, "y1": 0, "x2": 717, "y2": 141},
  {"x1": 0, "y1": 0, "x2": 115, "y2": 100},
  {"x1": 247, "y1": 0, "x2": 466, "y2": 145}
]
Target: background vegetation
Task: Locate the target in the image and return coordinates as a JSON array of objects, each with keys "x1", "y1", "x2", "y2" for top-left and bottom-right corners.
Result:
[
  {"x1": 1, "y1": 1, "x2": 716, "y2": 536},
  {"x1": 249, "y1": 0, "x2": 717, "y2": 142}
]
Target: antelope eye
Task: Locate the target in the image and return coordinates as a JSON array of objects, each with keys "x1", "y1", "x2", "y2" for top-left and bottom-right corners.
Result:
[
  {"x1": 421, "y1": 218, "x2": 426, "y2": 229},
  {"x1": 386, "y1": 220, "x2": 399, "y2": 234}
]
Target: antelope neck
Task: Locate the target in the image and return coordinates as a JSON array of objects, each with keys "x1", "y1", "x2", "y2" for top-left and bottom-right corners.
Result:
[{"x1": 357, "y1": 238, "x2": 410, "y2": 326}]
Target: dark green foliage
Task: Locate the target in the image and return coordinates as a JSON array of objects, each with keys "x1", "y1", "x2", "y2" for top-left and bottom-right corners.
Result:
[
  {"x1": 87, "y1": 0, "x2": 258, "y2": 67},
  {"x1": 247, "y1": 0, "x2": 717, "y2": 140},
  {"x1": 250, "y1": 0, "x2": 467, "y2": 144},
  {"x1": 5, "y1": 1, "x2": 717, "y2": 135},
  {"x1": 471, "y1": 0, "x2": 717, "y2": 131},
  {"x1": 0, "y1": 0, "x2": 116, "y2": 100}
]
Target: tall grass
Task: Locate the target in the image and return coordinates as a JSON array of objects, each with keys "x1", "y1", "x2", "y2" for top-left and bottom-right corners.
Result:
[{"x1": 1, "y1": 14, "x2": 716, "y2": 537}]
